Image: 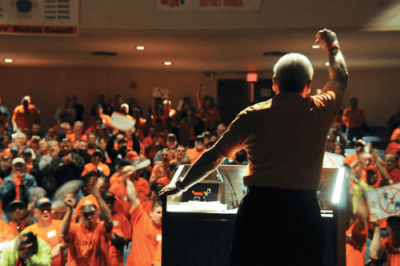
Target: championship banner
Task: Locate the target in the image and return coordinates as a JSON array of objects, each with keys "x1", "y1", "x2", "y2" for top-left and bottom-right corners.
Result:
[
  {"x1": 0, "y1": 0, "x2": 79, "y2": 35},
  {"x1": 365, "y1": 183, "x2": 400, "y2": 219},
  {"x1": 110, "y1": 112, "x2": 135, "y2": 132},
  {"x1": 152, "y1": 87, "x2": 170, "y2": 99},
  {"x1": 156, "y1": 0, "x2": 262, "y2": 11}
]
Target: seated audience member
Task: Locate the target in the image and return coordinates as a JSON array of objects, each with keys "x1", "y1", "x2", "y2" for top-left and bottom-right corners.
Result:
[
  {"x1": 386, "y1": 132, "x2": 400, "y2": 155},
  {"x1": 126, "y1": 179, "x2": 162, "y2": 266},
  {"x1": 81, "y1": 149, "x2": 110, "y2": 178},
  {"x1": 66, "y1": 121, "x2": 87, "y2": 148},
  {"x1": 86, "y1": 132, "x2": 102, "y2": 155},
  {"x1": 7, "y1": 200, "x2": 31, "y2": 235},
  {"x1": 74, "y1": 139, "x2": 92, "y2": 165},
  {"x1": 150, "y1": 149, "x2": 170, "y2": 185},
  {"x1": 344, "y1": 139, "x2": 366, "y2": 169},
  {"x1": 0, "y1": 158, "x2": 37, "y2": 222},
  {"x1": 31, "y1": 123, "x2": 46, "y2": 139},
  {"x1": 25, "y1": 197, "x2": 65, "y2": 266},
  {"x1": 22, "y1": 149, "x2": 35, "y2": 174},
  {"x1": 156, "y1": 162, "x2": 179, "y2": 187},
  {"x1": 186, "y1": 135, "x2": 207, "y2": 164},
  {"x1": 153, "y1": 133, "x2": 178, "y2": 165},
  {"x1": 83, "y1": 117, "x2": 102, "y2": 136},
  {"x1": 103, "y1": 191, "x2": 132, "y2": 266},
  {"x1": 332, "y1": 142, "x2": 346, "y2": 156},
  {"x1": 60, "y1": 185, "x2": 113, "y2": 266},
  {"x1": 0, "y1": 231, "x2": 51, "y2": 266},
  {"x1": 180, "y1": 107, "x2": 205, "y2": 147},
  {"x1": 216, "y1": 123, "x2": 227, "y2": 140},
  {"x1": 171, "y1": 144, "x2": 190, "y2": 165},
  {"x1": 50, "y1": 139, "x2": 84, "y2": 190},
  {"x1": 384, "y1": 153, "x2": 400, "y2": 184},
  {"x1": 370, "y1": 215, "x2": 400, "y2": 265},
  {"x1": 143, "y1": 125, "x2": 165, "y2": 161},
  {"x1": 29, "y1": 135, "x2": 41, "y2": 156}
]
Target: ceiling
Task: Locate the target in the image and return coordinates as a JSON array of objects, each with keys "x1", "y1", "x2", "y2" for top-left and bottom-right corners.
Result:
[{"x1": 1, "y1": 28, "x2": 399, "y2": 73}]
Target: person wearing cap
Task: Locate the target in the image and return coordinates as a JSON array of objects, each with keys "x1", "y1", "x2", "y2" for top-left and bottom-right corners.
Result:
[
  {"x1": 342, "y1": 97, "x2": 365, "y2": 143},
  {"x1": 60, "y1": 184, "x2": 113, "y2": 266},
  {"x1": 24, "y1": 197, "x2": 65, "y2": 266},
  {"x1": 160, "y1": 30, "x2": 348, "y2": 266},
  {"x1": 153, "y1": 133, "x2": 178, "y2": 165},
  {"x1": 81, "y1": 148, "x2": 110, "y2": 178},
  {"x1": 0, "y1": 231, "x2": 51, "y2": 266},
  {"x1": 0, "y1": 157, "x2": 37, "y2": 222},
  {"x1": 186, "y1": 135, "x2": 206, "y2": 164},
  {"x1": 7, "y1": 200, "x2": 30, "y2": 236},
  {"x1": 106, "y1": 130, "x2": 140, "y2": 171},
  {"x1": 103, "y1": 191, "x2": 132, "y2": 266},
  {"x1": 370, "y1": 214, "x2": 400, "y2": 265},
  {"x1": 22, "y1": 149, "x2": 34, "y2": 174},
  {"x1": 126, "y1": 178, "x2": 162, "y2": 266}
]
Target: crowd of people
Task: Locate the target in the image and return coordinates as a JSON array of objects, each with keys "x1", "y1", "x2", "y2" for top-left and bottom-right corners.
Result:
[
  {"x1": 0, "y1": 88, "x2": 243, "y2": 266},
  {"x1": 0, "y1": 85, "x2": 400, "y2": 265}
]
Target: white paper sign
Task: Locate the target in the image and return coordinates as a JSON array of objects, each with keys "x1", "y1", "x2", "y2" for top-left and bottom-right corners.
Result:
[
  {"x1": 110, "y1": 112, "x2": 135, "y2": 131},
  {"x1": 365, "y1": 183, "x2": 400, "y2": 219}
]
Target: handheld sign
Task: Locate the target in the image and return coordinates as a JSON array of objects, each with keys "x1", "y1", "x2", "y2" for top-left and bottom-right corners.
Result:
[
  {"x1": 110, "y1": 112, "x2": 135, "y2": 131},
  {"x1": 152, "y1": 87, "x2": 170, "y2": 99},
  {"x1": 365, "y1": 183, "x2": 400, "y2": 219}
]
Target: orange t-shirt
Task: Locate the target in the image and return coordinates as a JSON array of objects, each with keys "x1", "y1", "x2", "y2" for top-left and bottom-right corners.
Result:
[
  {"x1": 109, "y1": 172, "x2": 123, "y2": 188},
  {"x1": 9, "y1": 219, "x2": 29, "y2": 236},
  {"x1": 67, "y1": 222, "x2": 111, "y2": 266},
  {"x1": 81, "y1": 162, "x2": 111, "y2": 178},
  {"x1": 156, "y1": 176, "x2": 172, "y2": 187},
  {"x1": 127, "y1": 205, "x2": 162, "y2": 266},
  {"x1": 381, "y1": 237, "x2": 400, "y2": 266},
  {"x1": 133, "y1": 178, "x2": 150, "y2": 202},
  {"x1": 149, "y1": 163, "x2": 167, "y2": 184},
  {"x1": 391, "y1": 128, "x2": 400, "y2": 141},
  {"x1": 386, "y1": 142, "x2": 400, "y2": 155},
  {"x1": 25, "y1": 220, "x2": 65, "y2": 266},
  {"x1": 0, "y1": 220, "x2": 15, "y2": 242},
  {"x1": 109, "y1": 212, "x2": 132, "y2": 266},
  {"x1": 186, "y1": 148, "x2": 206, "y2": 164},
  {"x1": 109, "y1": 185, "x2": 131, "y2": 219},
  {"x1": 389, "y1": 167, "x2": 400, "y2": 184},
  {"x1": 12, "y1": 104, "x2": 39, "y2": 131},
  {"x1": 140, "y1": 200, "x2": 153, "y2": 215},
  {"x1": 346, "y1": 219, "x2": 367, "y2": 266}
]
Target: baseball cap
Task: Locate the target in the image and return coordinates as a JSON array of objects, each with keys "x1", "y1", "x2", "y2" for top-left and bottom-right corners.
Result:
[
  {"x1": 92, "y1": 149, "x2": 104, "y2": 157},
  {"x1": 167, "y1": 133, "x2": 176, "y2": 140},
  {"x1": 12, "y1": 157, "x2": 25, "y2": 165},
  {"x1": 355, "y1": 139, "x2": 366, "y2": 146},
  {"x1": 35, "y1": 197, "x2": 52, "y2": 209},
  {"x1": 80, "y1": 199, "x2": 97, "y2": 213},
  {"x1": 126, "y1": 150, "x2": 139, "y2": 161},
  {"x1": 117, "y1": 138, "x2": 128, "y2": 144},
  {"x1": 23, "y1": 149, "x2": 33, "y2": 156},
  {"x1": 120, "y1": 103, "x2": 129, "y2": 110},
  {"x1": 195, "y1": 135, "x2": 204, "y2": 142},
  {"x1": 8, "y1": 200, "x2": 26, "y2": 211}
]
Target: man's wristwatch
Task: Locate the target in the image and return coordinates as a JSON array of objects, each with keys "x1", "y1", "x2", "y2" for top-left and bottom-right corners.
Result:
[{"x1": 175, "y1": 181, "x2": 187, "y2": 192}]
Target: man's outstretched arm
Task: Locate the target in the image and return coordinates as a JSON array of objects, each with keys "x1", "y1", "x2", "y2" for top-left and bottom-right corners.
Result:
[{"x1": 316, "y1": 29, "x2": 348, "y2": 94}]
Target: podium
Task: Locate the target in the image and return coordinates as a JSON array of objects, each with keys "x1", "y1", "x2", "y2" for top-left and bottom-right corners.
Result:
[{"x1": 162, "y1": 165, "x2": 347, "y2": 266}]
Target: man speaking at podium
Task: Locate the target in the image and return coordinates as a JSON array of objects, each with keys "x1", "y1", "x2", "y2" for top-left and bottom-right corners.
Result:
[{"x1": 160, "y1": 29, "x2": 348, "y2": 266}]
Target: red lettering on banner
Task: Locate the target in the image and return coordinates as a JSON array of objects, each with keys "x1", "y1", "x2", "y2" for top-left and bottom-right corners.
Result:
[
  {"x1": 224, "y1": 0, "x2": 243, "y2": 6},
  {"x1": 200, "y1": 0, "x2": 222, "y2": 6}
]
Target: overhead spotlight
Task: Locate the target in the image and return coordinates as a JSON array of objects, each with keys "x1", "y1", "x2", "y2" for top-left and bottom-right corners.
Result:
[
  {"x1": 4, "y1": 58, "x2": 13, "y2": 63},
  {"x1": 163, "y1": 61, "x2": 172, "y2": 66},
  {"x1": 136, "y1": 46, "x2": 146, "y2": 50},
  {"x1": 311, "y1": 45, "x2": 320, "y2": 49},
  {"x1": 324, "y1": 62, "x2": 330, "y2": 66}
]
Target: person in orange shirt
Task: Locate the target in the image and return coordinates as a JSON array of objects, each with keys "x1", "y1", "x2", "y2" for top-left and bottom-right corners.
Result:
[
  {"x1": 60, "y1": 185, "x2": 113, "y2": 266},
  {"x1": 109, "y1": 159, "x2": 131, "y2": 187},
  {"x1": 370, "y1": 215, "x2": 400, "y2": 266},
  {"x1": 7, "y1": 200, "x2": 30, "y2": 236},
  {"x1": 150, "y1": 149, "x2": 170, "y2": 185},
  {"x1": 81, "y1": 149, "x2": 110, "y2": 178},
  {"x1": 344, "y1": 139, "x2": 366, "y2": 171},
  {"x1": 386, "y1": 133, "x2": 400, "y2": 156},
  {"x1": 342, "y1": 97, "x2": 365, "y2": 143},
  {"x1": 156, "y1": 162, "x2": 179, "y2": 187},
  {"x1": 25, "y1": 197, "x2": 66, "y2": 266},
  {"x1": 12, "y1": 95, "x2": 40, "y2": 133},
  {"x1": 126, "y1": 179, "x2": 162, "y2": 266},
  {"x1": 66, "y1": 121, "x2": 87, "y2": 148},
  {"x1": 89, "y1": 104, "x2": 111, "y2": 129},
  {"x1": 384, "y1": 153, "x2": 400, "y2": 184},
  {"x1": 0, "y1": 218, "x2": 15, "y2": 242},
  {"x1": 143, "y1": 126, "x2": 165, "y2": 161},
  {"x1": 170, "y1": 144, "x2": 190, "y2": 165},
  {"x1": 103, "y1": 192, "x2": 132, "y2": 266},
  {"x1": 186, "y1": 135, "x2": 207, "y2": 164}
]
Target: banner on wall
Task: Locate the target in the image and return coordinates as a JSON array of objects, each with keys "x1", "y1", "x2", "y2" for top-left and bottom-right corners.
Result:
[
  {"x1": 153, "y1": 87, "x2": 170, "y2": 99},
  {"x1": 0, "y1": 0, "x2": 79, "y2": 35},
  {"x1": 366, "y1": 183, "x2": 400, "y2": 219},
  {"x1": 156, "y1": 0, "x2": 262, "y2": 11}
]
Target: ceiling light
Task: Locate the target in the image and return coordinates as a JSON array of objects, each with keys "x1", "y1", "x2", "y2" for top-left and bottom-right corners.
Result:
[
  {"x1": 4, "y1": 59, "x2": 13, "y2": 63},
  {"x1": 136, "y1": 46, "x2": 146, "y2": 50},
  {"x1": 163, "y1": 61, "x2": 172, "y2": 66},
  {"x1": 311, "y1": 44, "x2": 320, "y2": 49},
  {"x1": 324, "y1": 62, "x2": 330, "y2": 66}
]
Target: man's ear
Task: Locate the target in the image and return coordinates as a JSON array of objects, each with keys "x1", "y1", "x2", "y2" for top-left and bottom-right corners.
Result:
[
  {"x1": 302, "y1": 80, "x2": 312, "y2": 97},
  {"x1": 272, "y1": 77, "x2": 279, "y2": 95}
]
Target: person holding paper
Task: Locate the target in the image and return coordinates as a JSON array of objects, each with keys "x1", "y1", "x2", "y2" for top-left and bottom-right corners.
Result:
[{"x1": 159, "y1": 29, "x2": 348, "y2": 266}]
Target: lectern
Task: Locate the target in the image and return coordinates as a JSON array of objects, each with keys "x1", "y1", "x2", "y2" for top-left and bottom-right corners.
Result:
[{"x1": 162, "y1": 165, "x2": 347, "y2": 266}]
